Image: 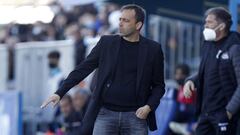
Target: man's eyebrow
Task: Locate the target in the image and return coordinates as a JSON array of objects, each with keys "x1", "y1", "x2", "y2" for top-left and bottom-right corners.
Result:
[{"x1": 120, "y1": 17, "x2": 130, "y2": 21}]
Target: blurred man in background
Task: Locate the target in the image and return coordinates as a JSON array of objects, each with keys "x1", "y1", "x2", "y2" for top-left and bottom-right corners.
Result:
[
  {"x1": 41, "y1": 51, "x2": 65, "y2": 129},
  {"x1": 47, "y1": 51, "x2": 64, "y2": 91},
  {"x1": 175, "y1": 64, "x2": 190, "y2": 86},
  {"x1": 47, "y1": 50, "x2": 64, "y2": 112},
  {"x1": 72, "y1": 89, "x2": 91, "y2": 116},
  {"x1": 58, "y1": 95, "x2": 77, "y2": 135},
  {"x1": 169, "y1": 64, "x2": 196, "y2": 135},
  {"x1": 175, "y1": 64, "x2": 195, "y2": 122},
  {"x1": 64, "y1": 24, "x2": 87, "y2": 66},
  {"x1": 59, "y1": 95, "x2": 73, "y2": 121},
  {"x1": 183, "y1": 7, "x2": 240, "y2": 135}
]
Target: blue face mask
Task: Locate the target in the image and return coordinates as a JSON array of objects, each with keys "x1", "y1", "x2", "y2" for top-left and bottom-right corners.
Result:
[{"x1": 49, "y1": 67, "x2": 60, "y2": 77}]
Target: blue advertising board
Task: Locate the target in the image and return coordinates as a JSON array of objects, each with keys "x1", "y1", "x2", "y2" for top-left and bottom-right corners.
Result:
[{"x1": 0, "y1": 91, "x2": 22, "y2": 135}]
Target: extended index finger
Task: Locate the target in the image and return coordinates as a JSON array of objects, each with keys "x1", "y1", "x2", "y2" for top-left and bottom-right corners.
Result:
[{"x1": 40, "y1": 98, "x2": 51, "y2": 109}]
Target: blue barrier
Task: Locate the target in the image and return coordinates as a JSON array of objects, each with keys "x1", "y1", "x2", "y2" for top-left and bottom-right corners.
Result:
[
  {"x1": 229, "y1": 0, "x2": 240, "y2": 31},
  {"x1": 149, "y1": 87, "x2": 178, "y2": 135},
  {"x1": 0, "y1": 91, "x2": 22, "y2": 135}
]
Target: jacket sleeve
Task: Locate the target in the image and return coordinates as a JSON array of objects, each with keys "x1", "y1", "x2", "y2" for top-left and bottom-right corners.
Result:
[
  {"x1": 147, "y1": 44, "x2": 165, "y2": 111},
  {"x1": 185, "y1": 73, "x2": 199, "y2": 88},
  {"x1": 55, "y1": 37, "x2": 104, "y2": 98},
  {"x1": 226, "y1": 44, "x2": 240, "y2": 115}
]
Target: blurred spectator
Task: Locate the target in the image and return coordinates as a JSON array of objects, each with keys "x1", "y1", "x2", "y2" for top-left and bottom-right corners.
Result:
[
  {"x1": 72, "y1": 89, "x2": 91, "y2": 115},
  {"x1": 175, "y1": 64, "x2": 190, "y2": 86},
  {"x1": 59, "y1": 95, "x2": 73, "y2": 119},
  {"x1": 53, "y1": 13, "x2": 68, "y2": 40},
  {"x1": 44, "y1": 24, "x2": 57, "y2": 41},
  {"x1": 47, "y1": 51, "x2": 64, "y2": 92},
  {"x1": 175, "y1": 64, "x2": 196, "y2": 108},
  {"x1": 36, "y1": 50, "x2": 65, "y2": 134},
  {"x1": 41, "y1": 51, "x2": 64, "y2": 126},
  {"x1": 59, "y1": 95, "x2": 82, "y2": 135},
  {"x1": 108, "y1": 10, "x2": 121, "y2": 33},
  {"x1": 31, "y1": 21, "x2": 45, "y2": 40},
  {"x1": 169, "y1": 64, "x2": 196, "y2": 135},
  {"x1": 78, "y1": 13, "x2": 98, "y2": 31},
  {"x1": 64, "y1": 23, "x2": 87, "y2": 66},
  {"x1": 6, "y1": 36, "x2": 19, "y2": 80},
  {"x1": 0, "y1": 28, "x2": 8, "y2": 43}
]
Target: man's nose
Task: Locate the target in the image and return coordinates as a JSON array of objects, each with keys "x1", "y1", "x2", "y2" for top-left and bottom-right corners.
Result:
[
  {"x1": 204, "y1": 24, "x2": 210, "y2": 28},
  {"x1": 119, "y1": 22, "x2": 123, "y2": 27},
  {"x1": 119, "y1": 24, "x2": 123, "y2": 28}
]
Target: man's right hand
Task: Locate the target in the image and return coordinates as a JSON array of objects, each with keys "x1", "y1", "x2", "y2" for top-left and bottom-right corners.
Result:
[
  {"x1": 40, "y1": 94, "x2": 60, "y2": 109},
  {"x1": 183, "y1": 80, "x2": 195, "y2": 98}
]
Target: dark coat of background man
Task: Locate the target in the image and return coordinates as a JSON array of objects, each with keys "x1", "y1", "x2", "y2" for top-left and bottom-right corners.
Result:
[
  {"x1": 41, "y1": 4, "x2": 165, "y2": 135},
  {"x1": 183, "y1": 7, "x2": 240, "y2": 135}
]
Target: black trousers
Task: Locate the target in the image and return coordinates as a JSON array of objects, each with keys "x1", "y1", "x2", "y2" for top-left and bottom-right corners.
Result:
[
  {"x1": 237, "y1": 119, "x2": 240, "y2": 135},
  {"x1": 196, "y1": 111, "x2": 238, "y2": 135}
]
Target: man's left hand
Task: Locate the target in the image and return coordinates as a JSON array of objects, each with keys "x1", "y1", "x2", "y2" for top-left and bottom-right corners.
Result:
[
  {"x1": 136, "y1": 105, "x2": 151, "y2": 119},
  {"x1": 226, "y1": 111, "x2": 232, "y2": 120}
]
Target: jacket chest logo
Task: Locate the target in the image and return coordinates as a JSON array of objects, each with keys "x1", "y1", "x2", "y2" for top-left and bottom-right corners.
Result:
[
  {"x1": 216, "y1": 50, "x2": 222, "y2": 59},
  {"x1": 216, "y1": 50, "x2": 229, "y2": 60},
  {"x1": 221, "y1": 52, "x2": 229, "y2": 59}
]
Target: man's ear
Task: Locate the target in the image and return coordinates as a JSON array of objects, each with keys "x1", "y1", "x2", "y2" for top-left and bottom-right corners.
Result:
[
  {"x1": 220, "y1": 23, "x2": 226, "y2": 31},
  {"x1": 136, "y1": 22, "x2": 143, "y2": 31}
]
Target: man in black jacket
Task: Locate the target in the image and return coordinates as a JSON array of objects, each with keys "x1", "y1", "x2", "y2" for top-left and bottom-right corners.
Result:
[
  {"x1": 183, "y1": 7, "x2": 240, "y2": 135},
  {"x1": 41, "y1": 4, "x2": 165, "y2": 135}
]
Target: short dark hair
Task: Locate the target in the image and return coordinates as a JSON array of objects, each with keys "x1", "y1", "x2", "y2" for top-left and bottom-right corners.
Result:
[
  {"x1": 121, "y1": 4, "x2": 145, "y2": 24},
  {"x1": 175, "y1": 64, "x2": 190, "y2": 76},
  {"x1": 205, "y1": 7, "x2": 232, "y2": 32},
  {"x1": 48, "y1": 50, "x2": 60, "y2": 59},
  {"x1": 61, "y1": 94, "x2": 72, "y2": 103}
]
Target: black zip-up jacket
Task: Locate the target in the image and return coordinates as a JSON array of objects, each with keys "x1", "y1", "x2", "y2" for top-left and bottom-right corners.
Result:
[{"x1": 188, "y1": 32, "x2": 240, "y2": 116}]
